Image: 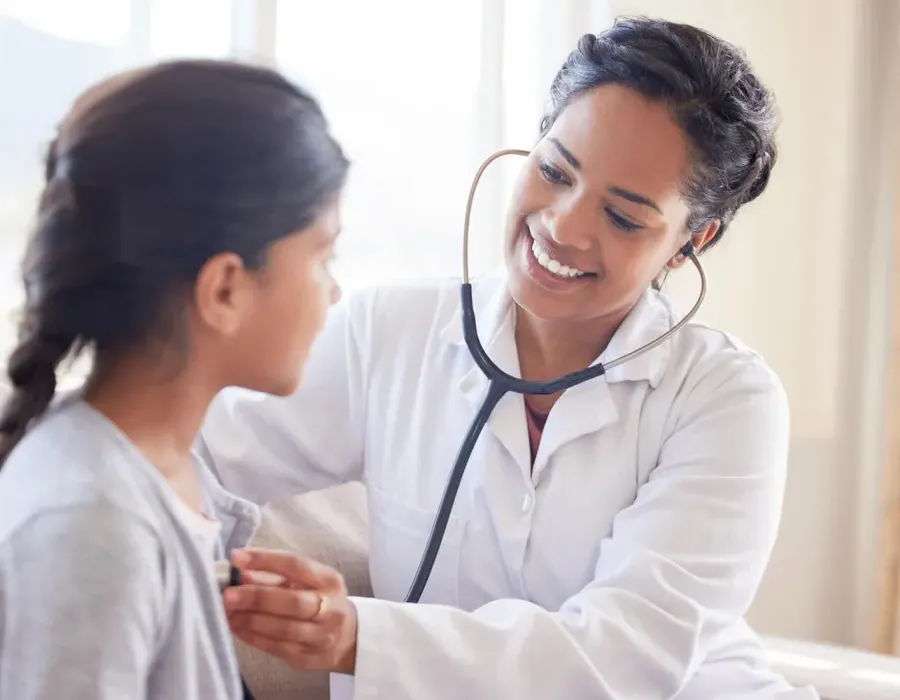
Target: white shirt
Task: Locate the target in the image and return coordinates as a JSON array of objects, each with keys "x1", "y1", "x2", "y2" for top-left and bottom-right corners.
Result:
[
  {"x1": 170, "y1": 494, "x2": 222, "y2": 563},
  {"x1": 200, "y1": 274, "x2": 818, "y2": 700}
]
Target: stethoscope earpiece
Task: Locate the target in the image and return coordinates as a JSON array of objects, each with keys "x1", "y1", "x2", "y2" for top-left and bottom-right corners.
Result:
[
  {"x1": 679, "y1": 241, "x2": 696, "y2": 258},
  {"x1": 668, "y1": 241, "x2": 698, "y2": 267}
]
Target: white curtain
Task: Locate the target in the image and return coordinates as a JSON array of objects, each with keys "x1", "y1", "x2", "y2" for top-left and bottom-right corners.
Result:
[
  {"x1": 868, "y1": 0, "x2": 900, "y2": 655},
  {"x1": 0, "y1": 0, "x2": 612, "y2": 371}
]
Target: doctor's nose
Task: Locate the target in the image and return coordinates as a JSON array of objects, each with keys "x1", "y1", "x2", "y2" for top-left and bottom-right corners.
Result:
[{"x1": 543, "y1": 203, "x2": 594, "y2": 252}]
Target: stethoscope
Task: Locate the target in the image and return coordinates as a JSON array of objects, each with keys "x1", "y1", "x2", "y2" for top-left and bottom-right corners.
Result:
[
  {"x1": 402, "y1": 148, "x2": 708, "y2": 604},
  {"x1": 234, "y1": 148, "x2": 706, "y2": 699}
]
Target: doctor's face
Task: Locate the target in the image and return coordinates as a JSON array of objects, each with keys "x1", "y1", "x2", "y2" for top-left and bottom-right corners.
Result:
[{"x1": 504, "y1": 84, "x2": 703, "y2": 326}]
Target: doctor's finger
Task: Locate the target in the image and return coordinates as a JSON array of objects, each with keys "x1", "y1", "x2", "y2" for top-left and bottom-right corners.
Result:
[
  {"x1": 232, "y1": 548, "x2": 344, "y2": 590},
  {"x1": 223, "y1": 584, "x2": 323, "y2": 619},
  {"x1": 231, "y1": 626, "x2": 322, "y2": 670},
  {"x1": 229, "y1": 611, "x2": 321, "y2": 647}
]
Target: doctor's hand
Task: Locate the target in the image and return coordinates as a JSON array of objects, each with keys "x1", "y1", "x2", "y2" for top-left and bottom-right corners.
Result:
[{"x1": 223, "y1": 548, "x2": 358, "y2": 675}]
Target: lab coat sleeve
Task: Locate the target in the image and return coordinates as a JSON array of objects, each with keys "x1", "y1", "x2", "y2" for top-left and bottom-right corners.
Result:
[
  {"x1": 347, "y1": 356, "x2": 790, "y2": 700},
  {"x1": 197, "y1": 295, "x2": 370, "y2": 504}
]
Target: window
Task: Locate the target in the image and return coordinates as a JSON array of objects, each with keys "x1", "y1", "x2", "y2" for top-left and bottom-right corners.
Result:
[
  {"x1": 275, "y1": 0, "x2": 505, "y2": 291},
  {"x1": 0, "y1": 0, "x2": 236, "y2": 362},
  {"x1": 0, "y1": 0, "x2": 611, "y2": 375}
]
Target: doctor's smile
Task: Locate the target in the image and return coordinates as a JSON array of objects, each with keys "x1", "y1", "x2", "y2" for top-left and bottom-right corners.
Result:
[{"x1": 521, "y1": 222, "x2": 598, "y2": 285}]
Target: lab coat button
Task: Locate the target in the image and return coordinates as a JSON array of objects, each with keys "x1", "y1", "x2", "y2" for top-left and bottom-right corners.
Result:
[{"x1": 520, "y1": 494, "x2": 532, "y2": 513}]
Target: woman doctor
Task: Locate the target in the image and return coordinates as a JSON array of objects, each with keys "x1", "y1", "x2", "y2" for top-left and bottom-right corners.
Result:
[{"x1": 203, "y1": 17, "x2": 817, "y2": 700}]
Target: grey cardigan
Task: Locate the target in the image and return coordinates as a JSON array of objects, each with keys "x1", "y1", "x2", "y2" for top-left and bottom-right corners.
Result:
[{"x1": 0, "y1": 398, "x2": 260, "y2": 699}]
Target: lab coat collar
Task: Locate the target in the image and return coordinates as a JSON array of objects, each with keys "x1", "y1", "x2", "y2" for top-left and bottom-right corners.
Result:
[
  {"x1": 441, "y1": 274, "x2": 677, "y2": 476},
  {"x1": 439, "y1": 273, "x2": 675, "y2": 389},
  {"x1": 600, "y1": 288, "x2": 675, "y2": 388}
]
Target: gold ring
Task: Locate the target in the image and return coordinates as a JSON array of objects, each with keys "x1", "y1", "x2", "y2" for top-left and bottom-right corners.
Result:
[{"x1": 312, "y1": 593, "x2": 327, "y2": 620}]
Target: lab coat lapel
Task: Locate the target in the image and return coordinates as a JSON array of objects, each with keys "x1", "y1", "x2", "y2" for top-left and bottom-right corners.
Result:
[
  {"x1": 533, "y1": 379, "x2": 619, "y2": 477},
  {"x1": 444, "y1": 280, "x2": 675, "y2": 477},
  {"x1": 533, "y1": 290, "x2": 673, "y2": 475}
]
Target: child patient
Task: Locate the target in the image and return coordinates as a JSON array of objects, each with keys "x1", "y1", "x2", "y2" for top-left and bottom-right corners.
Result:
[{"x1": 0, "y1": 59, "x2": 347, "y2": 699}]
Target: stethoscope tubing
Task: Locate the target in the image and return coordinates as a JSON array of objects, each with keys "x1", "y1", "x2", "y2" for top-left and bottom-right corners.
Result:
[{"x1": 404, "y1": 149, "x2": 707, "y2": 603}]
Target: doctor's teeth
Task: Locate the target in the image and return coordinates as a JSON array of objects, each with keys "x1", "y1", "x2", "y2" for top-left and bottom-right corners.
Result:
[{"x1": 531, "y1": 239, "x2": 586, "y2": 279}]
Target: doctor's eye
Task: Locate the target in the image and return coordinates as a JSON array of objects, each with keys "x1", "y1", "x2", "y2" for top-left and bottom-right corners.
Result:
[
  {"x1": 605, "y1": 207, "x2": 643, "y2": 233},
  {"x1": 538, "y1": 160, "x2": 570, "y2": 186}
]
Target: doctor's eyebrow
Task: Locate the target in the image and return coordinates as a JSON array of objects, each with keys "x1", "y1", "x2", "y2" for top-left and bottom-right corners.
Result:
[
  {"x1": 548, "y1": 137, "x2": 663, "y2": 214},
  {"x1": 607, "y1": 187, "x2": 662, "y2": 214},
  {"x1": 548, "y1": 137, "x2": 581, "y2": 170}
]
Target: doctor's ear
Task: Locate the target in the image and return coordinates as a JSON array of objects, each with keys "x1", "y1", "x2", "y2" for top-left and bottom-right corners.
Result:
[{"x1": 666, "y1": 220, "x2": 720, "y2": 269}]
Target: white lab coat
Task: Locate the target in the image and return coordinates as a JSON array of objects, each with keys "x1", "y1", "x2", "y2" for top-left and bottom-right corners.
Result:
[{"x1": 201, "y1": 273, "x2": 819, "y2": 700}]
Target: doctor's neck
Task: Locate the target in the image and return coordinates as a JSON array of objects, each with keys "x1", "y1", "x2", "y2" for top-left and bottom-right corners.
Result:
[{"x1": 514, "y1": 304, "x2": 629, "y2": 384}]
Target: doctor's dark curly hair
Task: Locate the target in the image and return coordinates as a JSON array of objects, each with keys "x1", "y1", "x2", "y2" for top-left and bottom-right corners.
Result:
[
  {"x1": 541, "y1": 16, "x2": 778, "y2": 249},
  {"x1": 0, "y1": 60, "x2": 349, "y2": 467}
]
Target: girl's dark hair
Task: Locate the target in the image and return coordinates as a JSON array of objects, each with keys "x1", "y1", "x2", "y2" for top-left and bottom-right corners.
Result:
[
  {"x1": 541, "y1": 16, "x2": 778, "y2": 247},
  {"x1": 0, "y1": 59, "x2": 349, "y2": 466}
]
